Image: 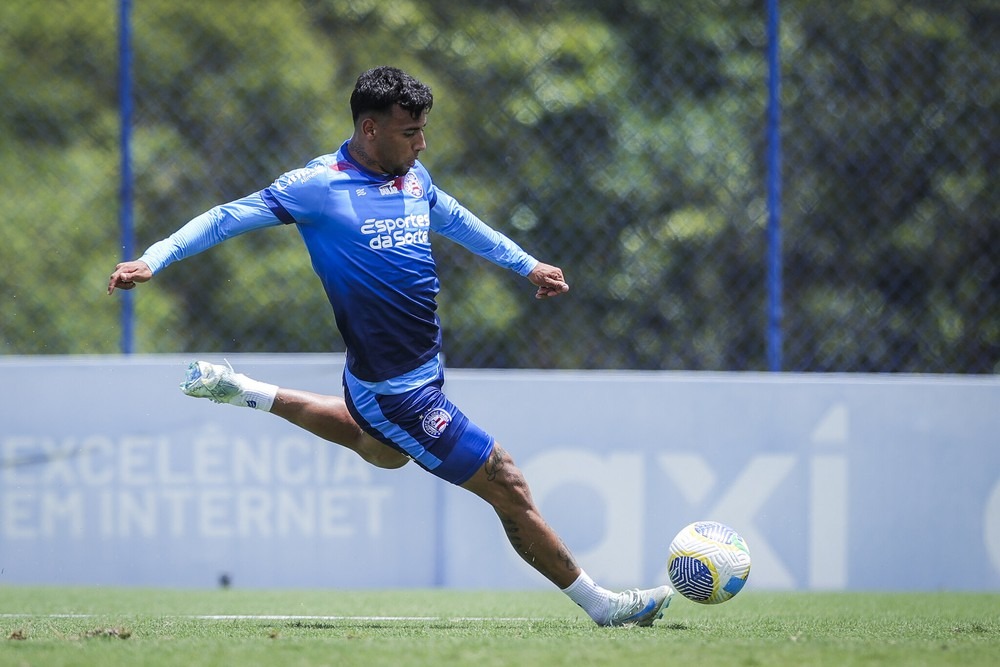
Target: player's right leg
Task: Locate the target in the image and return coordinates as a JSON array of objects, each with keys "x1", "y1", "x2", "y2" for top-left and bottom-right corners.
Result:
[
  {"x1": 270, "y1": 387, "x2": 410, "y2": 469},
  {"x1": 180, "y1": 360, "x2": 410, "y2": 469}
]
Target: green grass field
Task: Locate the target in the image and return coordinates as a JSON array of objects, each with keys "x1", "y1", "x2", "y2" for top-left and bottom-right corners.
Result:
[{"x1": 1, "y1": 587, "x2": 998, "y2": 667}]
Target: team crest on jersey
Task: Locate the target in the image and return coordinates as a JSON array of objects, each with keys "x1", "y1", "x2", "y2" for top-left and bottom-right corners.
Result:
[
  {"x1": 402, "y1": 172, "x2": 423, "y2": 198},
  {"x1": 421, "y1": 407, "x2": 452, "y2": 438}
]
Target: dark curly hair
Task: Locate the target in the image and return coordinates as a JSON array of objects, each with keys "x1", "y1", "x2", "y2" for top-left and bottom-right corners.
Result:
[{"x1": 350, "y1": 66, "x2": 434, "y2": 122}]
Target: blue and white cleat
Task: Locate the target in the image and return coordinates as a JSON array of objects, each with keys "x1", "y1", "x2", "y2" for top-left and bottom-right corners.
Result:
[
  {"x1": 180, "y1": 360, "x2": 246, "y2": 405},
  {"x1": 602, "y1": 585, "x2": 674, "y2": 627}
]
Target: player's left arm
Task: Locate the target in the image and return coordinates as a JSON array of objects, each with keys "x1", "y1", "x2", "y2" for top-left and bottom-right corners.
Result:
[
  {"x1": 526, "y1": 261, "x2": 569, "y2": 299},
  {"x1": 429, "y1": 186, "x2": 567, "y2": 297}
]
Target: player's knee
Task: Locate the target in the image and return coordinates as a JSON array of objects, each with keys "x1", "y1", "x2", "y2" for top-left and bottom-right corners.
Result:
[
  {"x1": 484, "y1": 446, "x2": 535, "y2": 512},
  {"x1": 372, "y1": 450, "x2": 410, "y2": 469},
  {"x1": 358, "y1": 435, "x2": 410, "y2": 469}
]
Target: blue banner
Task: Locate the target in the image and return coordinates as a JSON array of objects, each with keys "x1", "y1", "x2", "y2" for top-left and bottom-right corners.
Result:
[{"x1": 1, "y1": 356, "x2": 998, "y2": 591}]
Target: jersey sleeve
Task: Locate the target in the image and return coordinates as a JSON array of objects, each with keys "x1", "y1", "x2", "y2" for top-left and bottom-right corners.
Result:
[
  {"x1": 259, "y1": 163, "x2": 330, "y2": 225},
  {"x1": 138, "y1": 193, "x2": 281, "y2": 274},
  {"x1": 429, "y1": 185, "x2": 538, "y2": 276}
]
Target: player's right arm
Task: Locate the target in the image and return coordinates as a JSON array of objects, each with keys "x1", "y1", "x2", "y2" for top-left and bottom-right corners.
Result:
[
  {"x1": 107, "y1": 193, "x2": 282, "y2": 295},
  {"x1": 108, "y1": 162, "x2": 329, "y2": 296},
  {"x1": 108, "y1": 259, "x2": 153, "y2": 293}
]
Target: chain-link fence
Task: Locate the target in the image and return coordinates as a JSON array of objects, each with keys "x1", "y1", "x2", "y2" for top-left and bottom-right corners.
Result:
[{"x1": 2, "y1": 0, "x2": 997, "y2": 372}]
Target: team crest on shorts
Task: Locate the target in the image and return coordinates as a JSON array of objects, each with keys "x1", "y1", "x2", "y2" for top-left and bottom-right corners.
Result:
[
  {"x1": 402, "y1": 172, "x2": 423, "y2": 198},
  {"x1": 421, "y1": 407, "x2": 452, "y2": 438}
]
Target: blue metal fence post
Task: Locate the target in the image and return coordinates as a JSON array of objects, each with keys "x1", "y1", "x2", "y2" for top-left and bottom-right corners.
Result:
[
  {"x1": 118, "y1": 0, "x2": 134, "y2": 354},
  {"x1": 766, "y1": 0, "x2": 783, "y2": 371}
]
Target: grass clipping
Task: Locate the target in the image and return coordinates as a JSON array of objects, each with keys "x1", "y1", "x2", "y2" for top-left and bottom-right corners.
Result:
[{"x1": 84, "y1": 627, "x2": 132, "y2": 639}]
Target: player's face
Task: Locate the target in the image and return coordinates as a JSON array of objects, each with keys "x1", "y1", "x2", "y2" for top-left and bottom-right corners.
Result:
[{"x1": 371, "y1": 104, "x2": 428, "y2": 177}]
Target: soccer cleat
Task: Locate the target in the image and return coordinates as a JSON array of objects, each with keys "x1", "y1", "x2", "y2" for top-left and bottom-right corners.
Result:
[
  {"x1": 602, "y1": 585, "x2": 674, "y2": 627},
  {"x1": 180, "y1": 360, "x2": 250, "y2": 407}
]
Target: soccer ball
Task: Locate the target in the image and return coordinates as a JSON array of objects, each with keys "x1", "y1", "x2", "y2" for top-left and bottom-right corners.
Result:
[{"x1": 666, "y1": 521, "x2": 751, "y2": 604}]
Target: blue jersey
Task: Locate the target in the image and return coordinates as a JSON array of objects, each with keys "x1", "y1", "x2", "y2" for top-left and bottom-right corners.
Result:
[{"x1": 139, "y1": 141, "x2": 537, "y2": 384}]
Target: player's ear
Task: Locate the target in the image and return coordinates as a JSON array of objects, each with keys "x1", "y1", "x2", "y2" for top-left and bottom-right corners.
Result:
[{"x1": 360, "y1": 117, "x2": 377, "y2": 139}]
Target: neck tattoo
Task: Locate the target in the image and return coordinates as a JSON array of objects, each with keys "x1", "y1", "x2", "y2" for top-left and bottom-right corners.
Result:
[{"x1": 348, "y1": 141, "x2": 383, "y2": 175}]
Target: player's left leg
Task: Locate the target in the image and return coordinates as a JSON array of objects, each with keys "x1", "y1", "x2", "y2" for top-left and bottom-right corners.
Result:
[
  {"x1": 460, "y1": 443, "x2": 580, "y2": 587},
  {"x1": 340, "y1": 373, "x2": 674, "y2": 625},
  {"x1": 460, "y1": 443, "x2": 673, "y2": 626}
]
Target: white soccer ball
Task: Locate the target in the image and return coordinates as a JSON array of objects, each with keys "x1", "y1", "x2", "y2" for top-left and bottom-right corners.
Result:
[{"x1": 666, "y1": 521, "x2": 751, "y2": 604}]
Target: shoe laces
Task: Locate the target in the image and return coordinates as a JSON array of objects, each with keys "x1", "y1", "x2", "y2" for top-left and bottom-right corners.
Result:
[{"x1": 610, "y1": 589, "x2": 645, "y2": 616}]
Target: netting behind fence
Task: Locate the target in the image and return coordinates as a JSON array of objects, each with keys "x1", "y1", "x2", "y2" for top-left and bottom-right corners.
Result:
[{"x1": 1, "y1": 0, "x2": 996, "y2": 372}]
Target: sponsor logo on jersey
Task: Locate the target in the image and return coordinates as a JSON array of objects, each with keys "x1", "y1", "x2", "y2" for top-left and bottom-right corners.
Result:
[
  {"x1": 273, "y1": 165, "x2": 325, "y2": 191},
  {"x1": 361, "y1": 213, "x2": 431, "y2": 249},
  {"x1": 421, "y1": 407, "x2": 452, "y2": 438},
  {"x1": 379, "y1": 182, "x2": 399, "y2": 196}
]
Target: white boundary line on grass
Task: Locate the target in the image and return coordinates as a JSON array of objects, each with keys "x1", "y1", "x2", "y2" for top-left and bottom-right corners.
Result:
[
  {"x1": 0, "y1": 613, "x2": 548, "y2": 623},
  {"x1": 196, "y1": 615, "x2": 546, "y2": 622}
]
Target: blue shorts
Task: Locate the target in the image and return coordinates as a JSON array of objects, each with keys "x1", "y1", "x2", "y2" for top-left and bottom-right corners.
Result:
[{"x1": 342, "y1": 372, "x2": 494, "y2": 486}]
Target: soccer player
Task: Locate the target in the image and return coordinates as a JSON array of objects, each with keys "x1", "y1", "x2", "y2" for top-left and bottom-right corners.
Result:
[{"x1": 108, "y1": 65, "x2": 672, "y2": 626}]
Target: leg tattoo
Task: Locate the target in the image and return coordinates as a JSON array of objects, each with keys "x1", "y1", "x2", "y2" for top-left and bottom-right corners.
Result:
[
  {"x1": 488, "y1": 444, "x2": 579, "y2": 574},
  {"x1": 484, "y1": 445, "x2": 504, "y2": 482}
]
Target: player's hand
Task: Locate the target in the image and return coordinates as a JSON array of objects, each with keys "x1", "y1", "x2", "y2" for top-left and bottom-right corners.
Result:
[
  {"x1": 108, "y1": 260, "x2": 152, "y2": 294},
  {"x1": 527, "y1": 262, "x2": 569, "y2": 299}
]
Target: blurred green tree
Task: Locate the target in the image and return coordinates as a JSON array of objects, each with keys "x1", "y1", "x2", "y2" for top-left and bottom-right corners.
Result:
[{"x1": 0, "y1": 0, "x2": 995, "y2": 372}]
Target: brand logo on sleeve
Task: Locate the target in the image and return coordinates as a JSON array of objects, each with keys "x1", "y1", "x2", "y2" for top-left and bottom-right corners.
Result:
[{"x1": 379, "y1": 173, "x2": 423, "y2": 198}]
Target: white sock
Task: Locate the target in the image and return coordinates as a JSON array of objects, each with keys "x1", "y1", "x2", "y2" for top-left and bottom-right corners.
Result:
[
  {"x1": 562, "y1": 570, "x2": 613, "y2": 625},
  {"x1": 235, "y1": 375, "x2": 278, "y2": 412}
]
